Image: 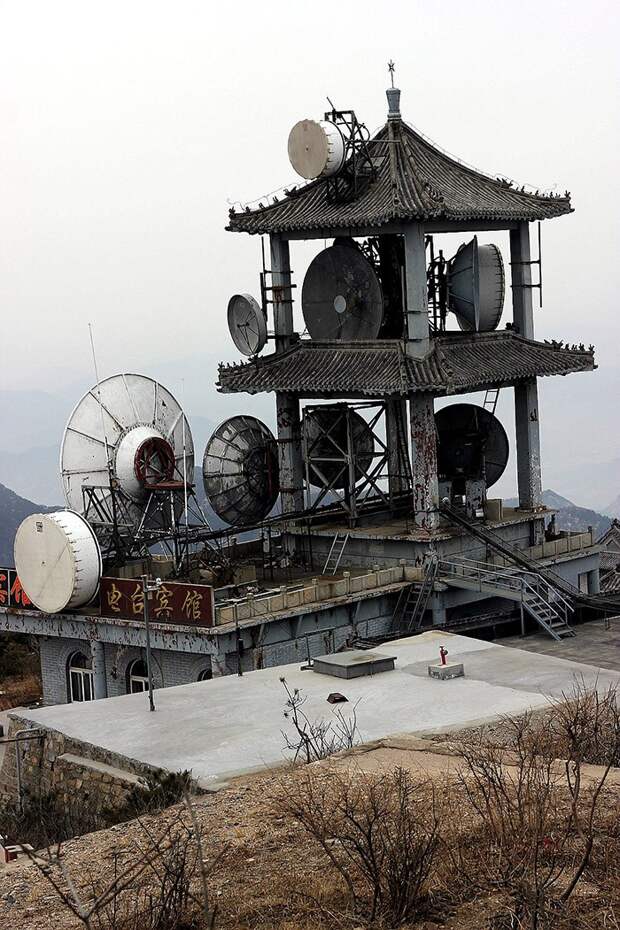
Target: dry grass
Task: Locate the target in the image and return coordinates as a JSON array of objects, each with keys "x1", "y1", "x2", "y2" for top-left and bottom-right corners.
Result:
[{"x1": 0, "y1": 671, "x2": 41, "y2": 710}]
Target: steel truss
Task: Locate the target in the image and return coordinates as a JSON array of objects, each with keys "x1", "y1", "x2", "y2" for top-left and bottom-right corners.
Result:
[
  {"x1": 81, "y1": 483, "x2": 221, "y2": 574},
  {"x1": 302, "y1": 401, "x2": 410, "y2": 525}
]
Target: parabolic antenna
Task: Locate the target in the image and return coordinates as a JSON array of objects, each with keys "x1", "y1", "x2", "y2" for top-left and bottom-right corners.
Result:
[
  {"x1": 202, "y1": 416, "x2": 279, "y2": 526},
  {"x1": 60, "y1": 374, "x2": 194, "y2": 533},
  {"x1": 227, "y1": 294, "x2": 267, "y2": 356},
  {"x1": 302, "y1": 243, "x2": 384, "y2": 341},
  {"x1": 303, "y1": 407, "x2": 375, "y2": 489},
  {"x1": 447, "y1": 238, "x2": 505, "y2": 332},
  {"x1": 288, "y1": 119, "x2": 346, "y2": 180},
  {"x1": 14, "y1": 511, "x2": 102, "y2": 614},
  {"x1": 435, "y1": 403, "x2": 508, "y2": 489}
]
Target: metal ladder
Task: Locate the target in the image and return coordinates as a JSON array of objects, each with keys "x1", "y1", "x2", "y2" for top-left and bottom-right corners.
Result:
[
  {"x1": 438, "y1": 557, "x2": 575, "y2": 641},
  {"x1": 392, "y1": 559, "x2": 439, "y2": 633},
  {"x1": 322, "y1": 533, "x2": 350, "y2": 574},
  {"x1": 483, "y1": 387, "x2": 500, "y2": 415}
]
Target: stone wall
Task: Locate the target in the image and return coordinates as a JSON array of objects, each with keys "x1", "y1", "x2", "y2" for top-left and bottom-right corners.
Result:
[{"x1": 0, "y1": 715, "x2": 160, "y2": 813}]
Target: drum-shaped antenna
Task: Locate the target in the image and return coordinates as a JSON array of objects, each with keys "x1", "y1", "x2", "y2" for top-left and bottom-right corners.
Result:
[
  {"x1": 447, "y1": 238, "x2": 505, "y2": 332},
  {"x1": 60, "y1": 373, "x2": 194, "y2": 533},
  {"x1": 202, "y1": 416, "x2": 279, "y2": 526},
  {"x1": 435, "y1": 403, "x2": 508, "y2": 489},
  {"x1": 302, "y1": 243, "x2": 384, "y2": 340},
  {"x1": 303, "y1": 407, "x2": 375, "y2": 489},
  {"x1": 14, "y1": 511, "x2": 102, "y2": 613},
  {"x1": 288, "y1": 119, "x2": 346, "y2": 180},
  {"x1": 227, "y1": 294, "x2": 267, "y2": 356}
]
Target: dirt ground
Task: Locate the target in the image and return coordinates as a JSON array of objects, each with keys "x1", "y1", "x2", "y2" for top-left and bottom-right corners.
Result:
[{"x1": 0, "y1": 730, "x2": 618, "y2": 930}]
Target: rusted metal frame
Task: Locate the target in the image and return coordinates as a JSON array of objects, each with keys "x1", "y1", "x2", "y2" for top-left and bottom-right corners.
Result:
[{"x1": 352, "y1": 449, "x2": 390, "y2": 507}]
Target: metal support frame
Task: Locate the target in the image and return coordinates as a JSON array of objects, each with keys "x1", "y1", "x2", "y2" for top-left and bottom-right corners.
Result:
[
  {"x1": 302, "y1": 401, "x2": 403, "y2": 524},
  {"x1": 322, "y1": 107, "x2": 376, "y2": 203}
]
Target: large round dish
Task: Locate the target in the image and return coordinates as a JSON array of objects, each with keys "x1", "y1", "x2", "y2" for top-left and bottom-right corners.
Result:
[
  {"x1": 14, "y1": 510, "x2": 102, "y2": 614},
  {"x1": 448, "y1": 238, "x2": 505, "y2": 333},
  {"x1": 202, "y1": 416, "x2": 279, "y2": 526},
  {"x1": 60, "y1": 374, "x2": 193, "y2": 533},
  {"x1": 435, "y1": 403, "x2": 508, "y2": 489},
  {"x1": 302, "y1": 243, "x2": 384, "y2": 341},
  {"x1": 288, "y1": 119, "x2": 345, "y2": 180},
  {"x1": 303, "y1": 407, "x2": 375, "y2": 490}
]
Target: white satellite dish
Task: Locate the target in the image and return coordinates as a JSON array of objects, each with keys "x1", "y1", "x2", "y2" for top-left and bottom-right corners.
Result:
[
  {"x1": 288, "y1": 119, "x2": 346, "y2": 180},
  {"x1": 227, "y1": 294, "x2": 268, "y2": 356},
  {"x1": 14, "y1": 511, "x2": 102, "y2": 613},
  {"x1": 60, "y1": 373, "x2": 194, "y2": 534}
]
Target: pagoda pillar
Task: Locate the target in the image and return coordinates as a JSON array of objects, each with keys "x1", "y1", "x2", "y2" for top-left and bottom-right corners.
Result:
[
  {"x1": 409, "y1": 393, "x2": 439, "y2": 529},
  {"x1": 270, "y1": 234, "x2": 304, "y2": 515},
  {"x1": 510, "y1": 222, "x2": 543, "y2": 509},
  {"x1": 403, "y1": 223, "x2": 430, "y2": 357}
]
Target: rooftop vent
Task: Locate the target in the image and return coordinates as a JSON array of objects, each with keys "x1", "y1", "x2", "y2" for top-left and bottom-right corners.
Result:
[{"x1": 312, "y1": 650, "x2": 396, "y2": 680}]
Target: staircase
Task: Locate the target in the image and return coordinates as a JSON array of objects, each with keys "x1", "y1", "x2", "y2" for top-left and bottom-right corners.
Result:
[
  {"x1": 392, "y1": 559, "x2": 439, "y2": 633},
  {"x1": 438, "y1": 557, "x2": 575, "y2": 641},
  {"x1": 322, "y1": 532, "x2": 350, "y2": 575}
]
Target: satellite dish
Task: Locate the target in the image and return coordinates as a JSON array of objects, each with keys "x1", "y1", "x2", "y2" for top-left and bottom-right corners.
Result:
[
  {"x1": 303, "y1": 407, "x2": 374, "y2": 489},
  {"x1": 447, "y1": 238, "x2": 505, "y2": 332},
  {"x1": 227, "y1": 294, "x2": 267, "y2": 356},
  {"x1": 60, "y1": 374, "x2": 194, "y2": 533},
  {"x1": 435, "y1": 403, "x2": 508, "y2": 489},
  {"x1": 288, "y1": 119, "x2": 345, "y2": 180},
  {"x1": 14, "y1": 511, "x2": 102, "y2": 614},
  {"x1": 302, "y1": 243, "x2": 384, "y2": 340},
  {"x1": 202, "y1": 416, "x2": 279, "y2": 526}
]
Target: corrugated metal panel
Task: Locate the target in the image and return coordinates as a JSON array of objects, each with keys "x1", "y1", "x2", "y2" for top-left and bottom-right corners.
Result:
[
  {"x1": 217, "y1": 333, "x2": 594, "y2": 396},
  {"x1": 228, "y1": 122, "x2": 572, "y2": 235}
]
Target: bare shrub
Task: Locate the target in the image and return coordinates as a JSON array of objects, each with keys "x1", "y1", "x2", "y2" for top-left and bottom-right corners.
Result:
[
  {"x1": 276, "y1": 766, "x2": 442, "y2": 925},
  {"x1": 23, "y1": 792, "x2": 222, "y2": 930},
  {"x1": 451, "y1": 689, "x2": 620, "y2": 930},
  {"x1": 280, "y1": 677, "x2": 360, "y2": 763}
]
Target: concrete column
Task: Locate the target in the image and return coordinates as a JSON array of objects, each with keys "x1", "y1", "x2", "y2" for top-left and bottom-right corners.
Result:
[
  {"x1": 409, "y1": 393, "x2": 439, "y2": 528},
  {"x1": 270, "y1": 234, "x2": 304, "y2": 516},
  {"x1": 276, "y1": 393, "x2": 304, "y2": 515},
  {"x1": 269, "y1": 234, "x2": 294, "y2": 352},
  {"x1": 510, "y1": 221, "x2": 534, "y2": 338},
  {"x1": 588, "y1": 569, "x2": 601, "y2": 595},
  {"x1": 403, "y1": 223, "x2": 429, "y2": 357},
  {"x1": 514, "y1": 379, "x2": 543, "y2": 510},
  {"x1": 385, "y1": 395, "x2": 409, "y2": 500},
  {"x1": 90, "y1": 639, "x2": 107, "y2": 700},
  {"x1": 511, "y1": 222, "x2": 542, "y2": 510}
]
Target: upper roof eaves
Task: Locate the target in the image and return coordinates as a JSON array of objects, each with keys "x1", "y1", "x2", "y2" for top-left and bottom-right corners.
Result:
[{"x1": 227, "y1": 120, "x2": 572, "y2": 236}]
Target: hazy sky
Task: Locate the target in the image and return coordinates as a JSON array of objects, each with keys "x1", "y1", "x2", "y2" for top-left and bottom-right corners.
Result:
[{"x1": 1, "y1": 0, "x2": 619, "y2": 503}]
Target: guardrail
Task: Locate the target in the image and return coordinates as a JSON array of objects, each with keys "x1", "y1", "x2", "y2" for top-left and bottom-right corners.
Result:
[
  {"x1": 489, "y1": 530, "x2": 594, "y2": 568},
  {"x1": 214, "y1": 563, "x2": 422, "y2": 626}
]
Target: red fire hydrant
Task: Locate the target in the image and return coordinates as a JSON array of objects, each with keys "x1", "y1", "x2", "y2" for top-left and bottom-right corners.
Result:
[{"x1": 439, "y1": 646, "x2": 448, "y2": 666}]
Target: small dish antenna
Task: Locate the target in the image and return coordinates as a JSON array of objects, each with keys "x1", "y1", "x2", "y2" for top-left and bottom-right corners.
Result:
[
  {"x1": 302, "y1": 243, "x2": 384, "y2": 340},
  {"x1": 202, "y1": 416, "x2": 279, "y2": 526},
  {"x1": 227, "y1": 293, "x2": 268, "y2": 356}
]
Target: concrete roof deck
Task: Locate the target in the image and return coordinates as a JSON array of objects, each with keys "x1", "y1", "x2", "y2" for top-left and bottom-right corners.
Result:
[{"x1": 16, "y1": 631, "x2": 620, "y2": 789}]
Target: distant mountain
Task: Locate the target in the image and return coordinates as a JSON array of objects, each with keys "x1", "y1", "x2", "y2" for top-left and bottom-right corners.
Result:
[
  {"x1": 0, "y1": 445, "x2": 63, "y2": 507},
  {"x1": 603, "y1": 493, "x2": 620, "y2": 519},
  {"x1": 0, "y1": 484, "x2": 55, "y2": 566},
  {"x1": 505, "y1": 488, "x2": 611, "y2": 540}
]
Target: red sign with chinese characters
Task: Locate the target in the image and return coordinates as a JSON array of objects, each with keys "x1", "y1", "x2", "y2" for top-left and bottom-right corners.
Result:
[
  {"x1": 100, "y1": 577, "x2": 214, "y2": 627},
  {"x1": 0, "y1": 569, "x2": 38, "y2": 611}
]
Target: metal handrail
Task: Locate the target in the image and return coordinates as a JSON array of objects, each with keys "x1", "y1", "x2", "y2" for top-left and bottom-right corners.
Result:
[{"x1": 440, "y1": 556, "x2": 574, "y2": 614}]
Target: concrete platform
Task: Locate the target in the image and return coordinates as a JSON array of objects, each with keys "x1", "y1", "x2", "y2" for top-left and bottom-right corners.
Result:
[{"x1": 14, "y1": 631, "x2": 620, "y2": 789}]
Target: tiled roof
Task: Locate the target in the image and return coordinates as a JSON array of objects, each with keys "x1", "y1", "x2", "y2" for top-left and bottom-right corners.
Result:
[
  {"x1": 601, "y1": 570, "x2": 620, "y2": 594},
  {"x1": 217, "y1": 332, "x2": 595, "y2": 397},
  {"x1": 228, "y1": 120, "x2": 572, "y2": 235}
]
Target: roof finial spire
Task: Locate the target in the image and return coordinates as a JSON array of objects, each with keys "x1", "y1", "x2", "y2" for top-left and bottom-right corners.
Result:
[{"x1": 386, "y1": 60, "x2": 401, "y2": 121}]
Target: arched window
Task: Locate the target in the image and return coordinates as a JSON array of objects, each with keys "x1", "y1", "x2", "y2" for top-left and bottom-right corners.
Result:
[
  {"x1": 197, "y1": 668, "x2": 212, "y2": 682},
  {"x1": 128, "y1": 658, "x2": 150, "y2": 694},
  {"x1": 68, "y1": 652, "x2": 94, "y2": 703}
]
